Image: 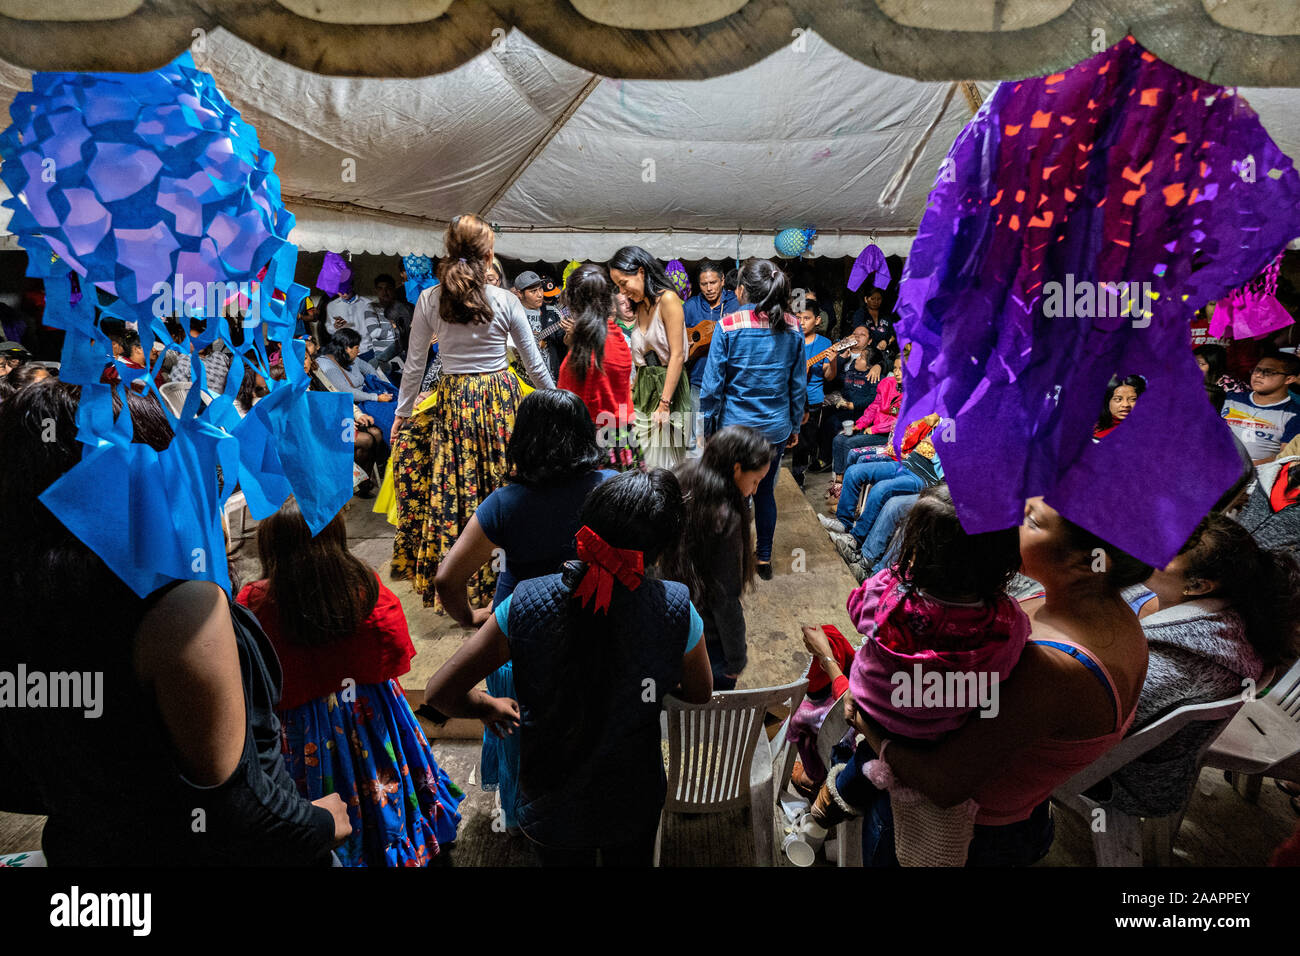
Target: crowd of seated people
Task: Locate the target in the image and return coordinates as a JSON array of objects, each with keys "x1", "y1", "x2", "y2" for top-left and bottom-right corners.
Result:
[{"x1": 4, "y1": 256, "x2": 1300, "y2": 871}]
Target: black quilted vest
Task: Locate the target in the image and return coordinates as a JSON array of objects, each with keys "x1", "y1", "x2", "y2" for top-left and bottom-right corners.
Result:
[{"x1": 506, "y1": 570, "x2": 690, "y2": 848}]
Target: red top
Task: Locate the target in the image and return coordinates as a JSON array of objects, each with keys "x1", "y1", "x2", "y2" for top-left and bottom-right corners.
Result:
[
  {"x1": 1271, "y1": 462, "x2": 1299, "y2": 512},
  {"x1": 236, "y1": 574, "x2": 415, "y2": 711},
  {"x1": 557, "y1": 318, "x2": 633, "y2": 426}
]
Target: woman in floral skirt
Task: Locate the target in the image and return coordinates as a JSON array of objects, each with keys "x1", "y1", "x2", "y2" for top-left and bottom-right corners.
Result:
[
  {"x1": 237, "y1": 498, "x2": 464, "y2": 866},
  {"x1": 390, "y1": 214, "x2": 553, "y2": 609}
]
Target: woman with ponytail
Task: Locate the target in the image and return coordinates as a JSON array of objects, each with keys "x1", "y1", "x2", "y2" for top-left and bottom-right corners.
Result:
[
  {"x1": 556, "y1": 263, "x2": 641, "y2": 471},
  {"x1": 698, "y1": 257, "x2": 806, "y2": 580},
  {"x1": 1103, "y1": 513, "x2": 1300, "y2": 816},
  {"x1": 608, "y1": 246, "x2": 691, "y2": 470},
  {"x1": 661, "y1": 426, "x2": 773, "y2": 689},
  {"x1": 390, "y1": 214, "x2": 554, "y2": 610},
  {"x1": 425, "y1": 469, "x2": 713, "y2": 866}
]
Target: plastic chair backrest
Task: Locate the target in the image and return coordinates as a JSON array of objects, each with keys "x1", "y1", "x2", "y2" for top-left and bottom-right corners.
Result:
[
  {"x1": 664, "y1": 678, "x2": 807, "y2": 813},
  {"x1": 1058, "y1": 692, "x2": 1246, "y2": 796}
]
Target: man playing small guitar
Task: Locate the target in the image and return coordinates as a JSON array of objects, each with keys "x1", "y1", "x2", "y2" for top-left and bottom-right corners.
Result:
[{"x1": 682, "y1": 261, "x2": 740, "y2": 458}]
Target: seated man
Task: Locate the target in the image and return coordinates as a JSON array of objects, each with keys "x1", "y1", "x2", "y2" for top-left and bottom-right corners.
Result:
[{"x1": 1221, "y1": 348, "x2": 1300, "y2": 465}]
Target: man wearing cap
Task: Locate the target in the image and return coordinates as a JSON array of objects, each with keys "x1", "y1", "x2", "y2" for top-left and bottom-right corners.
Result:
[{"x1": 512, "y1": 271, "x2": 567, "y2": 382}]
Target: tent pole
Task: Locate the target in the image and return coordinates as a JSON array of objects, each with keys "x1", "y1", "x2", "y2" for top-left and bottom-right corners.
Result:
[{"x1": 478, "y1": 74, "x2": 603, "y2": 219}]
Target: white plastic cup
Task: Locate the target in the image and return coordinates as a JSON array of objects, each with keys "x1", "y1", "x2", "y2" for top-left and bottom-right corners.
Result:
[
  {"x1": 782, "y1": 831, "x2": 817, "y2": 867},
  {"x1": 842, "y1": 420, "x2": 854, "y2": 436}
]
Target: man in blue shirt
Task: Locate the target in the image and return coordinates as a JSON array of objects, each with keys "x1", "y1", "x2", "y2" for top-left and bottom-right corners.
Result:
[{"x1": 682, "y1": 261, "x2": 739, "y2": 459}]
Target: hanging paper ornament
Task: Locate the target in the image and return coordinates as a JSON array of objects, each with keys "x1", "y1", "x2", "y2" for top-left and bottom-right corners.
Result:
[
  {"x1": 317, "y1": 251, "x2": 352, "y2": 296},
  {"x1": 1209, "y1": 254, "x2": 1294, "y2": 340},
  {"x1": 848, "y1": 244, "x2": 892, "y2": 292},
  {"x1": 402, "y1": 253, "x2": 436, "y2": 304},
  {"x1": 561, "y1": 259, "x2": 582, "y2": 288},
  {"x1": 0, "y1": 51, "x2": 352, "y2": 596},
  {"x1": 893, "y1": 35, "x2": 1300, "y2": 568},
  {"x1": 665, "y1": 258, "x2": 691, "y2": 299},
  {"x1": 774, "y1": 227, "x2": 817, "y2": 258}
]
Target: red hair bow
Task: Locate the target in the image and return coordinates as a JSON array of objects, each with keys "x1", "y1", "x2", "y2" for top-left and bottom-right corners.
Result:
[{"x1": 573, "y1": 525, "x2": 644, "y2": 613}]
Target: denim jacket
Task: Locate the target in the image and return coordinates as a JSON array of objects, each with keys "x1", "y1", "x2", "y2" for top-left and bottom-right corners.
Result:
[{"x1": 699, "y1": 309, "x2": 806, "y2": 444}]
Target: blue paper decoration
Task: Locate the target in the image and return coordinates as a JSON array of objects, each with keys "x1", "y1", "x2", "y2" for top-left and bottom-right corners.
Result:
[{"x1": 0, "y1": 52, "x2": 354, "y2": 596}]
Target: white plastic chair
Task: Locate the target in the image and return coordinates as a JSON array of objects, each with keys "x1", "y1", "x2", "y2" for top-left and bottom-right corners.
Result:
[
  {"x1": 1205, "y1": 659, "x2": 1300, "y2": 801},
  {"x1": 813, "y1": 690, "x2": 864, "y2": 866},
  {"x1": 1052, "y1": 691, "x2": 1246, "y2": 866},
  {"x1": 657, "y1": 677, "x2": 808, "y2": 866}
]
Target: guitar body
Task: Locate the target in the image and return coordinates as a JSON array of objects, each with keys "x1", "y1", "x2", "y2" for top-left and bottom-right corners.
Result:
[{"x1": 687, "y1": 320, "x2": 716, "y2": 362}]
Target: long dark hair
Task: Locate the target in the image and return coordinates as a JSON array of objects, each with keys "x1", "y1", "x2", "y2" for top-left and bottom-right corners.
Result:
[
  {"x1": 528, "y1": 469, "x2": 684, "y2": 789},
  {"x1": 661, "y1": 426, "x2": 771, "y2": 604},
  {"x1": 1096, "y1": 373, "x2": 1146, "y2": 431},
  {"x1": 560, "y1": 263, "x2": 613, "y2": 384},
  {"x1": 608, "y1": 246, "x2": 674, "y2": 304},
  {"x1": 505, "y1": 389, "x2": 604, "y2": 486},
  {"x1": 0, "y1": 382, "x2": 173, "y2": 627},
  {"x1": 437, "y1": 213, "x2": 495, "y2": 325},
  {"x1": 737, "y1": 257, "x2": 792, "y2": 331},
  {"x1": 1193, "y1": 344, "x2": 1229, "y2": 384},
  {"x1": 892, "y1": 483, "x2": 1021, "y2": 601},
  {"x1": 321, "y1": 327, "x2": 360, "y2": 370},
  {"x1": 1175, "y1": 513, "x2": 1300, "y2": 668},
  {"x1": 235, "y1": 353, "x2": 268, "y2": 413},
  {"x1": 1060, "y1": 513, "x2": 1154, "y2": 589},
  {"x1": 255, "y1": 497, "x2": 380, "y2": 647}
]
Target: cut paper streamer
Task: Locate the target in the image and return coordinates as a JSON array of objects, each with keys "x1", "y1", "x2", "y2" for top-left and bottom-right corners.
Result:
[
  {"x1": 402, "y1": 253, "x2": 437, "y2": 304},
  {"x1": 893, "y1": 36, "x2": 1300, "y2": 567},
  {"x1": 0, "y1": 52, "x2": 354, "y2": 596},
  {"x1": 848, "y1": 244, "x2": 892, "y2": 292},
  {"x1": 1209, "y1": 254, "x2": 1295, "y2": 341}
]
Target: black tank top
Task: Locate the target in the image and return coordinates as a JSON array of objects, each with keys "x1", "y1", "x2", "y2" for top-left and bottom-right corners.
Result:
[{"x1": 0, "y1": 586, "x2": 334, "y2": 865}]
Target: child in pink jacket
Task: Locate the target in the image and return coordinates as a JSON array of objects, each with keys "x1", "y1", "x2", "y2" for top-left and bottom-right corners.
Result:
[{"x1": 785, "y1": 483, "x2": 1028, "y2": 863}]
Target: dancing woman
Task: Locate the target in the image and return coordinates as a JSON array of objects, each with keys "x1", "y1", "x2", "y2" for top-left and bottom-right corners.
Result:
[
  {"x1": 609, "y1": 246, "x2": 691, "y2": 470},
  {"x1": 390, "y1": 214, "x2": 553, "y2": 609}
]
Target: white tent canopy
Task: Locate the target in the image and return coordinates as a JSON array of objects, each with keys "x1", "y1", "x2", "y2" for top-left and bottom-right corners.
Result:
[{"x1": 0, "y1": 27, "x2": 1298, "y2": 261}]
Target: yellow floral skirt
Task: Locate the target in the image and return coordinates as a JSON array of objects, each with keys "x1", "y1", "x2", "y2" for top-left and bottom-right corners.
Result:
[{"x1": 390, "y1": 369, "x2": 520, "y2": 610}]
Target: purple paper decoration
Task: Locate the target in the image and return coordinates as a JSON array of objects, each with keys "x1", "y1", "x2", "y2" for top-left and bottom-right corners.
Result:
[
  {"x1": 848, "y1": 244, "x2": 891, "y2": 292},
  {"x1": 317, "y1": 251, "x2": 352, "y2": 295},
  {"x1": 894, "y1": 36, "x2": 1300, "y2": 567},
  {"x1": 0, "y1": 53, "x2": 354, "y2": 596}
]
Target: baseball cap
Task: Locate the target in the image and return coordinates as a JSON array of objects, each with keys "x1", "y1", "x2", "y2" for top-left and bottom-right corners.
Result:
[
  {"x1": 513, "y1": 271, "x2": 544, "y2": 291},
  {"x1": 542, "y1": 276, "x2": 561, "y2": 299},
  {"x1": 0, "y1": 340, "x2": 30, "y2": 358}
]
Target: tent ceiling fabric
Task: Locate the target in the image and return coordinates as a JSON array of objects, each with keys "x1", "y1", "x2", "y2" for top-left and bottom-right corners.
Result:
[
  {"x1": 0, "y1": 28, "x2": 989, "y2": 258},
  {"x1": 0, "y1": 1, "x2": 1299, "y2": 86}
]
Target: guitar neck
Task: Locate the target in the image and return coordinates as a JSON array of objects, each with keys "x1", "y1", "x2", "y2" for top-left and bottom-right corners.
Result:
[{"x1": 807, "y1": 337, "x2": 854, "y2": 370}]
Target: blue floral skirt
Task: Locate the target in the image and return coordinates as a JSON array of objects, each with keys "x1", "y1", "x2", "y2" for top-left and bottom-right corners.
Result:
[{"x1": 280, "y1": 678, "x2": 464, "y2": 867}]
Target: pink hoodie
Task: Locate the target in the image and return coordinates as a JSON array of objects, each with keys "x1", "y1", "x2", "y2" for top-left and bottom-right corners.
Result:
[
  {"x1": 846, "y1": 569, "x2": 1029, "y2": 741},
  {"x1": 854, "y1": 375, "x2": 900, "y2": 435}
]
